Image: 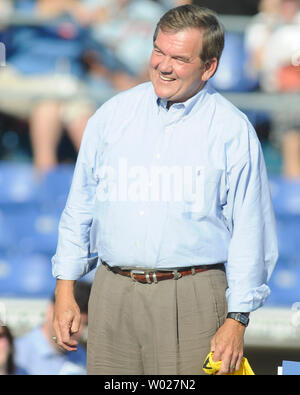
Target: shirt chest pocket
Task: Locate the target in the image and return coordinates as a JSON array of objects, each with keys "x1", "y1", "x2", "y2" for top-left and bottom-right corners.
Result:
[{"x1": 183, "y1": 168, "x2": 225, "y2": 219}]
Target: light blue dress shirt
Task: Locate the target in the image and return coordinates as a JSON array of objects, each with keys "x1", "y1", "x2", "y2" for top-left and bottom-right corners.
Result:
[{"x1": 52, "y1": 82, "x2": 278, "y2": 312}]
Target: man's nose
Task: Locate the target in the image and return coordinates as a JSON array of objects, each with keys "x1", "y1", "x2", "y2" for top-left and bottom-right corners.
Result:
[{"x1": 158, "y1": 56, "x2": 173, "y2": 73}]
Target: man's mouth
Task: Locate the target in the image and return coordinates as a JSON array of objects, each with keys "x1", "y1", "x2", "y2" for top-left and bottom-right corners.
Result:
[{"x1": 159, "y1": 74, "x2": 176, "y2": 82}]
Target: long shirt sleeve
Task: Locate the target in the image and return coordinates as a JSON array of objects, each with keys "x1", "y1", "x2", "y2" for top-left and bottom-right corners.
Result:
[
  {"x1": 52, "y1": 110, "x2": 102, "y2": 279},
  {"x1": 224, "y1": 123, "x2": 278, "y2": 312}
]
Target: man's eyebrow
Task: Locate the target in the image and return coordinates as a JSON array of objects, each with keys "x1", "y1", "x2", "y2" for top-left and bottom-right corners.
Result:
[
  {"x1": 153, "y1": 43, "x2": 191, "y2": 62},
  {"x1": 153, "y1": 43, "x2": 164, "y2": 53}
]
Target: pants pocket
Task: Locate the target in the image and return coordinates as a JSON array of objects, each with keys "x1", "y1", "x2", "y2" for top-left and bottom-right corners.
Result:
[{"x1": 207, "y1": 269, "x2": 228, "y2": 328}]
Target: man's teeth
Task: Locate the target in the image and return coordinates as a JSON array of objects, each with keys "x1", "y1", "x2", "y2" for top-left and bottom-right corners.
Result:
[{"x1": 160, "y1": 75, "x2": 174, "y2": 81}]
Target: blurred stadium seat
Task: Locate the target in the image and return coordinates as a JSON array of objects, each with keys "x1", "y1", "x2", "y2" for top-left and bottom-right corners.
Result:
[
  {"x1": 266, "y1": 257, "x2": 300, "y2": 307},
  {"x1": 269, "y1": 177, "x2": 300, "y2": 216},
  {"x1": 0, "y1": 162, "x2": 74, "y2": 297},
  {"x1": 0, "y1": 208, "x2": 60, "y2": 255},
  {"x1": 266, "y1": 176, "x2": 300, "y2": 307},
  {"x1": 210, "y1": 32, "x2": 259, "y2": 92},
  {"x1": 276, "y1": 215, "x2": 300, "y2": 260},
  {"x1": 0, "y1": 161, "x2": 73, "y2": 209},
  {"x1": 0, "y1": 252, "x2": 56, "y2": 297},
  {"x1": 0, "y1": 162, "x2": 42, "y2": 206},
  {"x1": 270, "y1": 177, "x2": 300, "y2": 259}
]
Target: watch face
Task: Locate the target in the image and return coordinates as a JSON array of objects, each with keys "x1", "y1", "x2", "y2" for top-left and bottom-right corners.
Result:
[{"x1": 239, "y1": 314, "x2": 248, "y2": 325}]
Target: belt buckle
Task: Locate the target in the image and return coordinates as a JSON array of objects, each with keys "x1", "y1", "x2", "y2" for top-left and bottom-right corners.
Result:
[
  {"x1": 130, "y1": 270, "x2": 157, "y2": 284},
  {"x1": 172, "y1": 270, "x2": 182, "y2": 280},
  {"x1": 130, "y1": 270, "x2": 146, "y2": 282}
]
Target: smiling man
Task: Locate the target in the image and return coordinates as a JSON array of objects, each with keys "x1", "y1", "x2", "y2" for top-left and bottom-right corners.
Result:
[{"x1": 52, "y1": 5, "x2": 278, "y2": 375}]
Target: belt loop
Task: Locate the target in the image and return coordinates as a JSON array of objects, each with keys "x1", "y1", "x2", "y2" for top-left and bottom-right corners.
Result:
[
  {"x1": 152, "y1": 272, "x2": 158, "y2": 284},
  {"x1": 145, "y1": 273, "x2": 152, "y2": 284},
  {"x1": 130, "y1": 271, "x2": 137, "y2": 281},
  {"x1": 191, "y1": 267, "x2": 196, "y2": 275}
]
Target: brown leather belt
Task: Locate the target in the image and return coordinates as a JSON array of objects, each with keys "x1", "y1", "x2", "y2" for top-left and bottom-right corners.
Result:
[{"x1": 103, "y1": 262, "x2": 225, "y2": 284}]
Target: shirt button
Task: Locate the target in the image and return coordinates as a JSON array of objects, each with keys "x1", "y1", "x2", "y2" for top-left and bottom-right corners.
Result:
[
  {"x1": 139, "y1": 210, "x2": 145, "y2": 216},
  {"x1": 156, "y1": 153, "x2": 161, "y2": 159}
]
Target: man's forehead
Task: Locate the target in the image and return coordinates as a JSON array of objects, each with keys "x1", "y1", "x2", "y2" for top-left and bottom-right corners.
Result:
[
  {"x1": 154, "y1": 28, "x2": 203, "y2": 56},
  {"x1": 155, "y1": 27, "x2": 204, "y2": 41}
]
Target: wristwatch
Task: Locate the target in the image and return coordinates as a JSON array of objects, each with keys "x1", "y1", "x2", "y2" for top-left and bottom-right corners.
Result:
[{"x1": 226, "y1": 312, "x2": 250, "y2": 327}]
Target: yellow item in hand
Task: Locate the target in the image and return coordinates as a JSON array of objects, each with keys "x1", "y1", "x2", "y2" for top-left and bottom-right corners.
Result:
[{"x1": 203, "y1": 352, "x2": 255, "y2": 375}]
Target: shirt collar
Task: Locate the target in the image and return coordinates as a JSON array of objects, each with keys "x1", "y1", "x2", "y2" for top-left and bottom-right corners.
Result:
[{"x1": 155, "y1": 83, "x2": 209, "y2": 116}]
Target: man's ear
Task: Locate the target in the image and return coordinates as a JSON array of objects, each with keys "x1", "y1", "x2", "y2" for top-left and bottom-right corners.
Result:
[{"x1": 202, "y1": 58, "x2": 218, "y2": 81}]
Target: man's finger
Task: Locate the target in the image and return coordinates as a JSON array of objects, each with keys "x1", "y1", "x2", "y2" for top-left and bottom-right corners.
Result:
[
  {"x1": 211, "y1": 349, "x2": 221, "y2": 362},
  {"x1": 53, "y1": 321, "x2": 75, "y2": 351},
  {"x1": 52, "y1": 321, "x2": 62, "y2": 345},
  {"x1": 216, "y1": 352, "x2": 232, "y2": 375},
  {"x1": 229, "y1": 362, "x2": 237, "y2": 373},
  {"x1": 71, "y1": 313, "x2": 81, "y2": 335},
  {"x1": 59, "y1": 320, "x2": 78, "y2": 350},
  {"x1": 60, "y1": 320, "x2": 71, "y2": 341},
  {"x1": 235, "y1": 353, "x2": 244, "y2": 372}
]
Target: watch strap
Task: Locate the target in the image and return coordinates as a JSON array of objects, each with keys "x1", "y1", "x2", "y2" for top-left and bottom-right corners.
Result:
[{"x1": 226, "y1": 312, "x2": 249, "y2": 327}]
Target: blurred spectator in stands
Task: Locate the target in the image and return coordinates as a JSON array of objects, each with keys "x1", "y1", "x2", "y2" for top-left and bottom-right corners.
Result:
[
  {"x1": 245, "y1": 0, "x2": 281, "y2": 78},
  {"x1": 0, "y1": 0, "x2": 96, "y2": 172},
  {"x1": 0, "y1": 0, "x2": 12, "y2": 20},
  {"x1": 192, "y1": 0, "x2": 260, "y2": 15},
  {"x1": 82, "y1": 0, "x2": 165, "y2": 83},
  {"x1": 0, "y1": 325, "x2": 28, "y2": 375},
  {"x1": 0, "y1": 0, "x2": 13, "y2": 54},
  {"x1": 245, "y1": 0, "x2": 300, "y2": 178},
  {"x1": 258, "y1": 0, "x2": 300, "y2": 92},
  {"x1": 14, "y1": 281, "x2": 91, "y2": 375},
  {"x1": 158, "y1": 0, "x2": 193, "y2": 9}
]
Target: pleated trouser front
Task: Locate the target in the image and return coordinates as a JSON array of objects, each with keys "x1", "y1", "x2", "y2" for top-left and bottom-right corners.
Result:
[{"x1": 87, "y1": 263, "x2": 228, "y2": 375}]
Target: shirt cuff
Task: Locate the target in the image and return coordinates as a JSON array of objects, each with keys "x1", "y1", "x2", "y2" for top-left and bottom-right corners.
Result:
[
  {"x1": 226, "y1": 284, "x2": 271, "y2": 313},
  {"x1": 51, "y1": 255, "x2": 99, "y2": 280}
]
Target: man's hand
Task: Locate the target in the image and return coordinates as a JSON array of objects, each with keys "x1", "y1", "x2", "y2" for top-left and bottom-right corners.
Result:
[
  {"x1": 52, "y1": 280, "x2": 81, "y2": 352},
  {"x1": 210, "y1": 318, "x2": 246, "y2": 375}
]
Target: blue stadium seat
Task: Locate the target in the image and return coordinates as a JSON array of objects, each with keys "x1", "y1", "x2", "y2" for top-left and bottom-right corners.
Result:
[
  {"x1": 265, "y1": 257, "x2": 300, "y2": 307},
  {"x1": 0, "y1": 206, "x2": 60, "y2": 255},
  {"x1": 267, "y1": 177, "x2": 300, "y2": 308},
  {"x1": 0, "y1": 162, "x2": 75, "y2": 259},
  {"x1": 0, "y1": 161, "x2": 74, "y2": 209},
  {"x1": 0, "y1": 208, "x2": 16, "y2": 251},
  {"x1": 269, "y1": 177, "x2": 300, "y2": 216},
  {"x1": 210, "y1": 32, "x2": 258, "y2": 92},
  {"x1": 276, "y1": 214, "x2": 300, "y2": 259},
  {"x1": 0, "y1": 162, "x2": 43, "y2": 206},
  {"x1": 39, "y1": 165, "x2": 74, "y2": 213},
  {"x1": 0, "y1": 252, "x2": 56, "y2": 298}
]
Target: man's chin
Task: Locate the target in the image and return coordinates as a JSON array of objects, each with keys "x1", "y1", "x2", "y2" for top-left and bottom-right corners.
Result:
[{"x1": 153, "y1": 88, "x2": 175, "y2": 102}]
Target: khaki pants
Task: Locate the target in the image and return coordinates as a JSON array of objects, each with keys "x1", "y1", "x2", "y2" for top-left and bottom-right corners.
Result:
[{"x1": 87, "y1": 263, "x2": 228, "y2": 375}]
